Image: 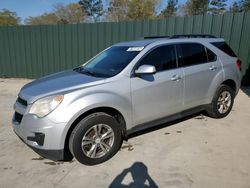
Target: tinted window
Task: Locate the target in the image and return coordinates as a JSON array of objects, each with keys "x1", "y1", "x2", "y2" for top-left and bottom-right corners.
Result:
[
  {"x1": 139, "y1": 45, "x2": 177, "y2": 72},
  {"x1": 178, "y1": 43, "x2": 208, "y2": 67},
  {"x1": 211, "y1": 42, "x2": 237, "y2": 57},
  {"x1": 80, "y1": 46, "x2": 140, "y2": 77},
  {"x1": 206, "y1": 48, "x2": 217, "y2": 62}
]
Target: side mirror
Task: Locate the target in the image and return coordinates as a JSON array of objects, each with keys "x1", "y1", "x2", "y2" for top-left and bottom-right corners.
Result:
[{"x1": 135, "y1": 65, "x2": 156, "y2": 76}]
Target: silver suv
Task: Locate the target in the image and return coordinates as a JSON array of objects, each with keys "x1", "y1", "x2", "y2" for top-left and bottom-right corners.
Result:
[{"x1": 12, "y1": 35, "x2": 241, "y2": 165}]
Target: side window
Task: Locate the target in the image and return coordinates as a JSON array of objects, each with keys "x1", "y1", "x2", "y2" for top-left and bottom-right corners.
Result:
[
  {"x1": 178, "y1": 43, "x2": 208, "y2": 67},
  {"x1": 139, "y1": 45, "x2": 177, "y2": 72},
  {"x1": 210, "y1": 42, "x2": 237, "y2": 57},
  {"x1": 162, "y1": 46, "x2": 178, "y2": 70}
]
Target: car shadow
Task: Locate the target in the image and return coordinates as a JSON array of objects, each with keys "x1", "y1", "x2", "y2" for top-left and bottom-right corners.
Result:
[
  {"x1": 109, "y1": 162, "x2": 158, "y2": 188},
  {"x1": 242, "y1": 63, "x2": 250, "y2": 87},
  {"x1": 127, "y1": 113, "x2": 200, "y2": 139},
  {"x1": 241, "y1": 87, "x2": 250, "y2": 98}
]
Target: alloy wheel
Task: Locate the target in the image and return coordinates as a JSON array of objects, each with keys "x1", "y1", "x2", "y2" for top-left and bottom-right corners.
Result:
[
  {"x1": 217, "y1": 91, "x2": 232, "y2": 114},
  {"x1": 81, "y1": 124, "x2": 115, "y2": 158}
]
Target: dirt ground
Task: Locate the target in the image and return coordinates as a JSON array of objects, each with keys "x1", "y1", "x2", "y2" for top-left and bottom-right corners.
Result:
[{"x1": 0, "y1": 78, "x2": 250, "y2": 188}]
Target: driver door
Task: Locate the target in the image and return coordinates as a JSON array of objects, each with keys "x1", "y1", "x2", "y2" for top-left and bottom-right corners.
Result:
[{"x1": 130, "y1": 44, "x2": 184, "y2": 125}]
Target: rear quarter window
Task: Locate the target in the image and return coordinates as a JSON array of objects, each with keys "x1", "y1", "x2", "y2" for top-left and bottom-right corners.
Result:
[{"x1": 210, "y1": 42, "x2": 237, "y2": 57}]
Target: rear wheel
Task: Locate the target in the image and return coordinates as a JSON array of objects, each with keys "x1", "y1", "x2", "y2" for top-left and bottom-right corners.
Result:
[
  {"x1": 69, "y1": 112, "x2": 122, "y2": 165},
  {"x1": 206, "y1": 85, "x2": 235, "y2": 118}
]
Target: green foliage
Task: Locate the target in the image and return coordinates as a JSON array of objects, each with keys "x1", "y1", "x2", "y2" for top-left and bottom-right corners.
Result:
[
  {"x1": 54, "y1": 3, "x2": 86, "y2": 23},
  {"x1": 78, "y1": 0, "x2": 103, "y2": 22},
  {"x1": 242, "y1": 0, "x2": 250, "y2": 11},
  {"x1": 210, "y1": 0, "x2": 228, "y2": 14},
  {"x1": 230, "y1": 1, "x2": 244, "y2": 12},
  {"x1": 0, "y1": 9, "x2": 20, "y2": 26},
  {"x1": 127, "y1": 0, "x2": 157, "y2": 20},
  {"x1": 2, "y1": 0, "x2": 250, "y2": 26},
  {"x1": 229, "y1": 0, "x2": 250, "y2": 12},
  {"x1": 159, "y1": 0, "x2": 178, "y2": 18},
  {"x1": 106, "y1": 0, "x2": 129, "y2": 21},
  {"x1": 183, "y1": 0, "x2": 209, "y2": 16},
  {"x1": 25, "y1": 13, "x2": 60, "y2": 25},
  {"x1": 107, "y1": 0, "x2": 160, "y2": 21},
  {"x1": 25, "y1": 3, "x2": 86, "y2": 25}
]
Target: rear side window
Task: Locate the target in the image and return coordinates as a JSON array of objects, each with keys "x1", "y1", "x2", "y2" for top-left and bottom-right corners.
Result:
[
  {"x1": 177, "y1": 43, "x2": 208, "y2": 67},
  {"x1": 210, "y1": 42, "x2": 237, "y2": 57},
  {"x1": 139, "y1": 45, "x2": 177, "y2": 72}
]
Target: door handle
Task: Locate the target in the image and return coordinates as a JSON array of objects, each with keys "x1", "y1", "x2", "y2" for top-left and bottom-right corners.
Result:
[
  {"x1": 171, "y1": 75, "x2": 181, "y2": 81},
  {"x1": 209, "y1": 65, "x2": 217, "y2": 71}
]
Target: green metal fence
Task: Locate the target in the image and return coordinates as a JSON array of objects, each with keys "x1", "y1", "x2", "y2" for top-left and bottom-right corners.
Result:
[{"x1": 0, "y1": 12, "x2": 250, "y2": 85}]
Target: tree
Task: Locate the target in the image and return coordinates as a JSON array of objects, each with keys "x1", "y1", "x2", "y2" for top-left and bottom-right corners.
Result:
[
  {"x1": 25, "y1": 13, "x2": 60, "y2": 25},
  {"x1": 242, "y1": 0, "x2": 250, "y2": 11},
  {"x1": 54, "y1": 3, "x2": 86, "y2": 24},
  {"x1": 229, "y1": 0, "x2": 250, "y2": 12},
  {"x1": 183, "y1": 0, "x2": 209, "y2": 16},
  {"x1": 25, "y1": 3, "x2": 86, "y2": 25},
  {"x1": 159, "y1": 0, "x2": 178, "y2": 18},
  {"x1": 78, "y1": 0, "x2": 103, "y2": 22},
  {"x1": 209, "y1": 0, "x2": 228, "y2": 14},
  {"x1": 230, "y1": 1, "x2": 243, "y2": 12},
  {"x1": 106, "y1": 0, "x2": 129, "y2": 21},
  {"x1": 127, "y1": 0, "x2": 158, "y2": 20},
  {"x1": 0, "y1": 9, "x2": 21, "y2": 26}
]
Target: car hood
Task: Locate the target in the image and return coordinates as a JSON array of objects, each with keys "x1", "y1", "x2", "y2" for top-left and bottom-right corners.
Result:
[{"x1": 19, "y1": 70, "x2": 105, "y2": 104}]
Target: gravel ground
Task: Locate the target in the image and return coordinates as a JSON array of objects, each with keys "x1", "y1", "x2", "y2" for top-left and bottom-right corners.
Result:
[{"x1": 0, "y1": 78, "x2": 250, "y2": 188}]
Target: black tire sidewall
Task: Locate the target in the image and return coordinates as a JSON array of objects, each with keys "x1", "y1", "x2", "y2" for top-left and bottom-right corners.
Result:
[{"x1": 69, "y1": 113, "x2": 122, "y2": 165}]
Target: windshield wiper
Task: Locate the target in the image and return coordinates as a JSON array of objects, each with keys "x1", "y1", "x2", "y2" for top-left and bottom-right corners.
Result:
[
  {"x1": 82, "y1": 69, "x2": 96, "y2": 76},
  {"x1": 74, "y1": 67, "x2": 96, "y2": 77}
]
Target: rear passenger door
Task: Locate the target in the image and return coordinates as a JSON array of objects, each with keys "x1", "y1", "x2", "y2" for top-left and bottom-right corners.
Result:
[{"x1": 177, "y1": 43, "x2": 218, "y2": 109}]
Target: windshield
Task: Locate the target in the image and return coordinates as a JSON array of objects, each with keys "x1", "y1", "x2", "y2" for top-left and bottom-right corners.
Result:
[{"x1": 77, "y1": 46, "x2": 141, "y2": 78}]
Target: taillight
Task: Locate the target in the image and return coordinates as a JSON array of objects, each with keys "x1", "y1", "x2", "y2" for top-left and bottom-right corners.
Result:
[{"x1": 236, "y1": 59, "x2": 242, "y2": 71}]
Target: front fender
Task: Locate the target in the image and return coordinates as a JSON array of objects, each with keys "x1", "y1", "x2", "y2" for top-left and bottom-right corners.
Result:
[{"x1": 50, "y1": 92, "x2": 132, "y2": 149}]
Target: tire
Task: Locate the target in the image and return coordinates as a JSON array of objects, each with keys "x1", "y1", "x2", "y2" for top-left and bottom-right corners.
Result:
[
  {"x1": 206, "y1": 85, "x2": 235, "y2": 119},
  {"x1": 69, "y1": 112, "x2": 122, "y2": 165}
]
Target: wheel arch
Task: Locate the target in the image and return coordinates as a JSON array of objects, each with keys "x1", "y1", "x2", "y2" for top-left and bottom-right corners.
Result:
[
  {"x1": 63, "y1": 106, "x2": 127, "y2": 158},
  {"x1": 221, "y1": 79, "x2": 237, "y2": 94}
]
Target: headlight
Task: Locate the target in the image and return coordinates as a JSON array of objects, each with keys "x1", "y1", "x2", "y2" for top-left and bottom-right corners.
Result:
[{"x1": 29, "y1": 95, "x2": 63, "y2": 118}]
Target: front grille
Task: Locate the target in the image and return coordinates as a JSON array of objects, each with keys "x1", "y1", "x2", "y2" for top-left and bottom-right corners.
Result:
[
  {"x1": 14, "y1": 112, "x2": 23, "y2": 123},
  {"x1": 17, "y1": 97, "x2": 27, "y2": 106}
]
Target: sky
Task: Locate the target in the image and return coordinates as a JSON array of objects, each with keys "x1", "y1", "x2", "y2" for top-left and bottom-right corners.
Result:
[
  {"x1": 0, "y1": 0, "x2": 78, "y2": 20},
  {"x1": 0, "y1": 0, "x2": 236, "y2": 21}
]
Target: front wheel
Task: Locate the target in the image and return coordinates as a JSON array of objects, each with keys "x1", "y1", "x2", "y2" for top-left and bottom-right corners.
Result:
[
  {"x1": 69, "y1": 112, "x2": 122, "y2": 165},
  {"x1": 206, "y1": 85, "x2": 235, "y2": 119}
]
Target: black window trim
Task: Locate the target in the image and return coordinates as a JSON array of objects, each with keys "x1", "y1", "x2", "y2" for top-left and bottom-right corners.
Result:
[
  {"x1": 205, "y1": 47, "x2": 217, "y2": 63},
  {"x1": 131, "y1": 43, "x2": 180, "y2": 77}
]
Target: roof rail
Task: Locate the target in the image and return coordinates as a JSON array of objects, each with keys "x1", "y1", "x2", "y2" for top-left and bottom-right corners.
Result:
[
  {"x1": 170, "y1": 34, "x2": 217, "y2": 39},
  {"x1": 144, "y1": 36, "x2": 169, "y2": 39},
  {"x1": 143, "y1": 34, "x2": 216, "y2": 40}
]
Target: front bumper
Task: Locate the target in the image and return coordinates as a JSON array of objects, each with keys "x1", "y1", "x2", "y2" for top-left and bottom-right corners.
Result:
[
  {"x1": 12, "y1": 111, "x2": 70, "y2": 161},
  {"x1": 14, "y1": 130, "x2": 65, "y2": 160}
]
